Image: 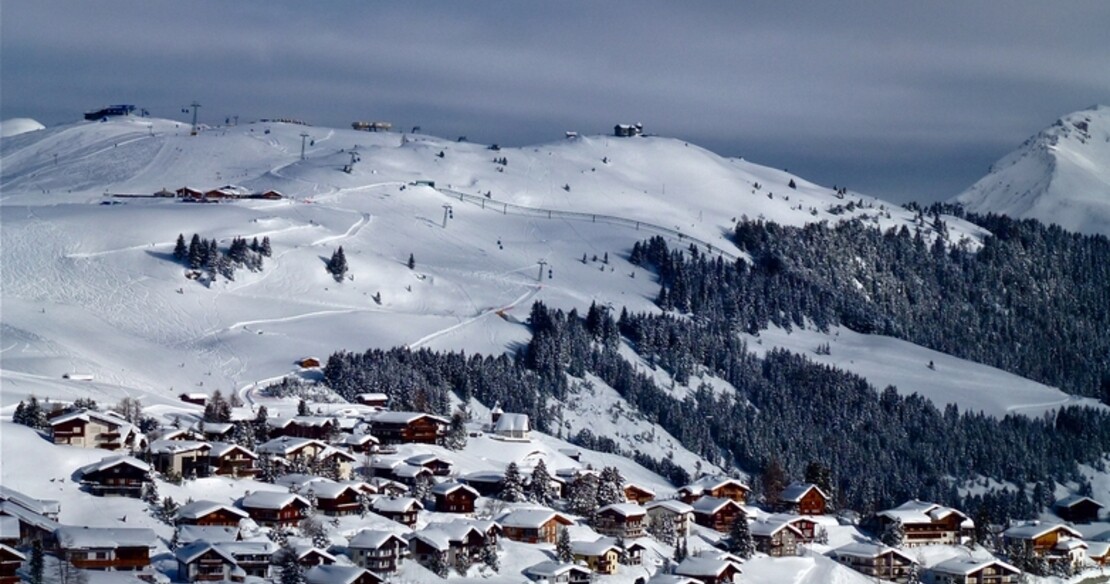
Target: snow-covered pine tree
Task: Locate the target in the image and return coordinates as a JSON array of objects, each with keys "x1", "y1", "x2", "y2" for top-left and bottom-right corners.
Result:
[
  {"x1": 500, "y1": 462, "x2": 525, "y2": 503},
  {"x1": 727, "y1": 513, "x2": 755, "y2": 559},
  {"x1": 528, "y1": 459, "x2": 555, "y2": 505},
  {"x1": 260, "y1": 236, "x2": 272, "y2": 257},
  {"x1": 277, "y1": 546, "x2": 305, "y2": 584},
  {"x1": 596, "y1": 466, "x2": 625, "y2": 507},
  {"x1": 556, "y1": 527, "x2": 573, "y2": 563},
  {"x1": 29, "y1": 539, "x2": 44, "y2": 584},
  {"x1": 408, "y1": 253, "x2": 415, "y2": 269},
  {"x1": 173, "y1": 234, "x2": 187, "y2": 262},
  {"x1": 481, "y1": 541, "x2": 500, "y2": 571},
  {"x1": 567, "y1": 473, "x2": 599, "y2": 517},
  {"x1": 141, "y1": 472, "x2": 159, "y2": 504},
  {"x1": 880, "y1": 519, "x2": 906, "y2": 548},
  {"x1": 445, "y1": 412, "x2": 467, "y2": 451},
  {"x1": 187, "y1": 234, "x2": 202, "y2": 269},
  {"x1": 326, "y1": 247, "x2": 348, "y2": 281}
]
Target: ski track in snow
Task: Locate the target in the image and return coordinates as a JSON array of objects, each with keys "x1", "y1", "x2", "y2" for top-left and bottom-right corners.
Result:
[{"x1": 407, "y1": 285, "x2": 539, "y2": 349}]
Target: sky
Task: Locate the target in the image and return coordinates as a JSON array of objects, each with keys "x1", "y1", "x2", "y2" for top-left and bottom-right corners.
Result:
[{"x1": 2, "y1": 1, "x2": 1109, "y2": 203}]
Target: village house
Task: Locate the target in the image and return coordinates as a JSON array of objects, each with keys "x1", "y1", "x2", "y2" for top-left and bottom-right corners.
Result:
[
  {"x1": 405, "y1": 453, "x2": 454, "y2": 476},
  {"x1": 148, "y1": 439, "x2": 212, "y2": 478},
  {"x1": 238, "y1": 492, "x2": 311, "y2": 527},
  {"x1": 613, "y1": 123, "x2": 644, "y2": 137},
  {"x1": 593, "y1": 503, "x2": 647, "y2": 539},
  {"x1": 777, "y1": 482, "x2": 830, "y2": 515},
  {"x1": 1053, "y1": 495, "x2": 1104, "y2": 523},
  {"x1": 174, "y1": 542, "x2": 241, "y2": 583},
  {"x1": 50, "y1": 409, "x2": 144, "y2": 451},
  {"x1": 298, "y1": 357, "x2": 322, "y2": 369},
  {"x1": 270, "y1": 416, "x2": 339, "y2": 441},
  {"x1": 175, "y1": 500, "x2": 249, "y2": 527},
  {"x1": 0, "y1": 517, "x2": 17, "y2": 547},
  {"x1": 292, "y1": 544, "x2": 336, "y2": 567},
  {"x1": 645, "y1": 499, "x2": 694, "y2": 538},
  {"x1": 492, "y1": 413, "x2": 531, "y2": 441},
  {"x1": 212, "y1": 541, "x2": 277, "y2": 579},
  {"x1": 764, "y1": 513, "x2": 825, "y2": 543},
  {"x1": 460, "y1": 470, "x2": 506, "y2": 497},
  {"x1": 367, "y1": 411, "x2": 448, "y2": 445},
  {"x1": 175, "y1": 525, "x2": 241, "y2": 547},
  {"x1": 207, "y1": 442, "x2": 258, "y2": 477},
  {"x1": 391, "y1": 463, "x2": 434, "y2": 486},
  {"x1": 0, "y1": 544, "x2": 24, "y2": 584},
  {"x1": 1001, "y1": 522, "x2": 1084, "y2": 560},
  {"x1": 196, "y1": 422, "x2": 235, "y2": 443},
  {"x1": 873, "y1": 500, "x2": 973, "y2": 546},
  {"x1": 356, "y1": 393, "x2": 390, "y2": 409},
  {"x1": 76, "y1": 455, "x2": 151, "y2": 498},
  {"x1": 430, "y1": 482, "x2": 480, "y2": 514},
  {"x1": 305, "y1": 482, "x2": 371, "y2": 517},
  {"x1": 571, "y1": 538, "x2": 622, "y2": 575},
  {"x1": 347, "y1": 530, "x2": 408, "y2": 575},
  {"x1": 257, "y1": 436, "x2": 355, "y2": 479},
  {"x1": 678, "y1": 476, "x2": 750, "y2": 505},
  {"x1": 254, "y1": 190, "x2": 285, "y2": 201},
  {"x1": 0, "y1": 487, "x2": 60, "y2": 545},
  {"x1": 55, "y1": 526, "x2": 156, "y2": 571},
  {"x1": 830, "y1": 542, "x2": 918, "y2": 583},
  {"x1": 691, "y1": 496, "x2": 747, "y2": 533},
  {"x1": 498, "y1": 509, "x2": 574, "y2": 544},
  {"x1": 926, "y1": 558, "x2": 1020, "y2": 584},
  {"x1": 178, "y1": 392, "x2": 208, "y2": 406},
  {"x1": 408, "y1": 522, "x2": 492, "y2": 569},
  {"x1": 674, "y1": 552, "x2": 743, "y2": 584},
  {"x1": 523, "y1": 561, "x2": 592, "y2": 584},
  {"x1": 1088, "y1": 541, "x2": 1110, "y2": 567},
  {"x1": 371, "y1": 497, "x2": 423, "y2": 527},
  {"x1": 624, "y1": 482, "x2": 656, "y2": 505},
  {"x1": 176, "y1": 187, "x2": 205, "y2": 199},
  {"x1": 339, "y1": 432, "x2": 380, "y2": 455},
  {"x1": 750, "y1": 519, "x2": 803, "y2": 557},
  {"x1": 305, "y1": 564, "x2": 383, "y2": 584}
]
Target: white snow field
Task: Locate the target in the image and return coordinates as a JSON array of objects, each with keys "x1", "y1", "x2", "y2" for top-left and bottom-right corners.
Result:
[
  {"x1": 0, "y1": 117, "x2": 45, "y2": 139},
  {"x1": 955, "y1": 104, "x2": 1110, "y2": 237}
]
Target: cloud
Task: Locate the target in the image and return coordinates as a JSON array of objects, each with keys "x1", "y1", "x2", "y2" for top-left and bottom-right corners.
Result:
[{"x1": 2, "y1": 0, "x2": 1108, "y2": 202}]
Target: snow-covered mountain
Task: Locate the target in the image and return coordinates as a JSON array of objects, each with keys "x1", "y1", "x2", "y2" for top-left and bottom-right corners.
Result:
[{"x1": 954, "y1": 105, "x2": 1110, "y2": 236}]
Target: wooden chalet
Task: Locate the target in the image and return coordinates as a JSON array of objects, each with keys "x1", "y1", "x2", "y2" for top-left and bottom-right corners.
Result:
[
  {"x1": 306, "y1": 482, "x2": 369, "y2": 517},
  {"x1": 370, "y1": 497, "x2": 423, "y2": 527},
  {"x1": 765, "y1": 513, "x2": 823, "y2": 543},
  {"x1": 750, "y1": 520, "x2": 803, "y2": 557},
  {"x1": 1088, "y1": 542, "x2": 1110, "y2": 567},
  {"x1": 691, "y1": 496, "x2": 747, "y2": 533},
  {"x1": 270, "y1": 416, "x2": 338, "y2": 440},
  {"x1": 238, "y1": 492, "x2": 311, "y2": 527},
  {"x1": 356, "y1": 393, "x2": 390, "y2": 408},
  {"x1": 430, "y1": 482, "x2": 480, "y2": 513},
  {"x1": 178, "y1": 392, "x2": 208, "y2": 406},
  {"x1": 176, "y1": 187, "x2": 205, "y2": 199},
  {"x1": 149, "y1": 439, "x2": 212, "y2": 478},
  {"x1": 674, "y1": 553, "x2": 743, "y2": 584},
  {"x1": 348, "y1": 530, "x2": 408, "y2": 574},
  {"x1": 293, "y1": 545, "x2": 336, "y2": 567},
  {"x1": 830, "y1": 543, "x2": 918, "y2": 583},
  {"x1": 927, "y1": 558, "x2": 1019, "y2": 584},
  {"x1": 208, "y1": 442, "x2": 258, "y2": 477},
  {"x1": 55, "y1": 526, "x2": 155, "y2": 571},
  {"x1": 645, "y1": 499, "x2": 694, "y2": 537},
  {"x1": 777, "y1": 482, "x2": 830, "y2": 515},
  {"x1": 873, "y1": 500, "x2": 973, "y2": 546},
  {"x1": 254, "y1": 190, "x2": 285, "y2": 200},
  {"x1": 593, "y1": 503, "x2": 646, "y2": 539},
  {"x1": 76, "y1": 455, "x2": 151, "y2": 498},
  {"x1": 571, "y1": 538, "x2": 622, "y2": 575},
  {"x1": 498, "y1": 509, "x2": 573, "y2": 544},
  {"x1": 367, "y1": 411, "x2": 448, "y2": 445},
  {"x1": 0, "y1": 487, "x2": 60, "y2": 545},
  {"x1": 408, "y1": 522, "x2": 492, "y2": 570},
  {"x1": 0, "y1": 544, "x2": 24, "y2": 584},
  {"x1": 678, "y1": 476, "x2": 750, "y2": 505},
  {"x1": 339, "y1": 432, "x2": 380, "y2": 455},
  {"x1": 1001, "y1": 522, "x2": 1084, "y2": 558},
  {"x1": 174, "y1": 542, "x2": 240, "y2": 583},
  {"x1": 460, "y1": 470, "x2": 505, "y2": 496},
  {"x1": 523, "y1": 561, "x2": 592, "y2": 584},
  {"x1": 50, "y1": 409, "x2": 143, "y2": 451},
  {"x1": 175, "y1": 500, "x2": 249, "y2": 527},
  {"x1": 174, "y1": 525, "x2": 241, "y2": 547},
  {"x1": 1053, "y1": 495, "x2": 1104, "y2": 523},
  {"x1": 212, "y1": 541, "x2": 277, "y2": 579},
  {"x1": 405, "y1": 453, "x2": 454, "y2": 476},
  {"x1": 624, "y1": 482, "x2": 656, "y2": 505},
  {"x1": 306, "y1": 565, "x2": 383, "y2": 584}
]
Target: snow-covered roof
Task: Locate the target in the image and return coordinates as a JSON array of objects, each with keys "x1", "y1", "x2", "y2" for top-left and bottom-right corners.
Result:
[
  {"x1": 1003, "y1": 522, "x2": 1082, "y2": 540},
  {"x1": 877, "y1": 499, "x2": 969, "y2": 526},
  {"x1": 368, "y1": 411, "x2": 448, "y2": 425},
  {"x1": 341, "y1": 432, "x2": 379, "y2": 446},
  {"x1": 289, "y1": 416, "x2": 338, "y2": 427},
  {"x1": 409, "y1": 528, "x2": 452, "y2": 551},
  {"x1": 1055, "y1": 495, "x2": 1104, "y2": 509},
  {"x1": 77, "y1": 454, "x2": 150, "y2": 476},
  {"x1": 648, "y1": 575, "x2": 700, "y2": 584},
  {"x1": 0, "y1": 485, "x2": 60, "y2": 517},
  {"x1": 930, "y1": 558, "x2": 1019, "y2": 576},
  {"x1": 461, "y1": 470, "x2": 504, "y2": 483},
  {"x1": 306, "y1": 481, "x2": 364, "y2": 500},
  {"x1": 175, "y1": 525, "x2": 240, "y2": 545},
  {"x1": 213, "y1": 540, "x2": 277, "y2": 557},
  {"x1": 524, "y1": 561, "x2": 591, "y2": 579},
  {"x1": 405, "y1": 453, "x2": 451, "y2": 466},
  {"x1": 1088, "y1": 541, "x2": 1110, "y2": 559},
  {"x1": 207, "y1": 441, "x2": 257, "y2": 459},
  {"x1": 0, "y1": 501, "x2": 59, "y2": 533},
  {"x1": 624, "y1": 482, "x2": 656, "y2": 496},
  {"x1": 571, "y1": 538, "x2": 619, "y2": 557},
  {"x1": 274, "y1": 474, "x2": 332, "y2": 490},
  {"x1": 306, "y1": 564, "x2": 376, "y2": 584},
  {"x1": 497, "y1": 508, "x2": 571, "y2": 528},
  {"x1": 392, "y1": 463, "x2": 432, "y2": 479},
  {"x1": 645, "y1": 499, "x2": 694, "y2": 514},
  {"x1": 348, "y1": 529, "x2": 407, "y2": 550},
  {"x1": 174, "y1": 541, "x2": 237, "y2": 565},
  {"x1": 675, "y1": 556, "x2": 742, "y2": 578},
  {"x1": 749, "y1": 520, "x2": 802, "y2": 537},
  {"x1": 55, "y1": 526, "x2": 157, "y2": 549},
  {"x1": 372, "y1": 496, "x2": 422, "y2": 513},
  {"x1": 690, "y1": 496, "x2": 742, "y2": 515},
  {"x1": 0, "y1": 516, "x2": 19, "y2": 540},
  {"x1": 176, "y1": 500, "x2": 249, "y2": 521},
  {"x1": 493, "y1": 413, "x2": 530, "y2": 433},
  {"x1": 430, "y1": 482, "x2": 479, "y2": 497},
  {"x1": 239, "y1": 491, "x2": 310, "y2": 510},
  {"x1": 293, "y1": 544, "x2": 337, "y2": 563},
  {"x1": 829, "y1": 542, "x2": 916, "y2": 562},
  {"x1": 149, "y1": 438, "x2": 210, "y2": 454},
  {"x1": 257, "y1": 436, "x2": 327, "y2": 455},
  {"x1": 357, "y1": 392, "x2": 389, "y2": 401},
  {"x1": 780, "y1": 482, "x2": 829, "y2": 503},
  {"x1": 681, "y1": 475, "x2": 750, "y2": 494},
  {"x1": 197, "y1": 422, "x2": 235, "y2": 435},
  {"x1": 598, "y1": 502, "x2": 646, "y2": 518}
]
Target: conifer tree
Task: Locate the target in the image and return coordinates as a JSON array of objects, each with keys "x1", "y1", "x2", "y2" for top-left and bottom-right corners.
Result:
[
  {"x1": 260, "y1": 236, "x2": 273, "y2": 257},
  {"x1": 556, "y1": 527, "x2": 573, "y2": 563},
  {"x1": 481, "y1": 541, "x2": 500, "y2": 571},
  {"x1": 173, "y1": 234, "x2": 187, "y2": 261},
  {"x1": 445, "y1": 412, "x2": 467, "y2": 451},
  {"x1": 528, "y1": 459, "x2": 555, "y2": 505},
  {"x1": 727, "y1": 513, "x2": 755, "y2": 559},
  {"x1": 277, "y1": 546, "x2": 305, "y2": 584},
  {"x1": 596, "y1": 466, "x2": 625, "y2": 507},
  {"x1": 29, "y1": 539, "x2": 44, "y2": 584},
  {"x1": 187, "y1": 234, "x2": 202, "y2": 269},
  {"x1": 408, "y1": 253, "x2": 415, "y2": 269},
  {"x1": 567, "y1": 473, "x2": 599, "y2": 517},
  {"x1": 500, "y1": 462, "x2": 525, "y2": 503},
  {"x1": 326, "y1": 247, "x2": 348, "y2": 281},
  {"x1": 880, "y1": 519, "x2": 906, "y2": 548}
]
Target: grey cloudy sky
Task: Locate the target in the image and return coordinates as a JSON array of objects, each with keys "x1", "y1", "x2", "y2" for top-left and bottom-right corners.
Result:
[{"x1": 3, "y1": 1, "x2": 1108, "y2": 203}]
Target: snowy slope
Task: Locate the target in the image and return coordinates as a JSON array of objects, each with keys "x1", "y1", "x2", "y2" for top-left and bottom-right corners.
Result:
[
  {"x1": 0, "y1": 117, "x2": 45, "y2": 139},
  {"x1": 954, "y1": 105, "x2": 1110, "y2": 237}
]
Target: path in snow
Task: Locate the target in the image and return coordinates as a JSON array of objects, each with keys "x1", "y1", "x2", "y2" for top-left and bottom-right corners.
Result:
[{"x1": 406, "y1": 285, "x2": 539, "y2": 349}]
